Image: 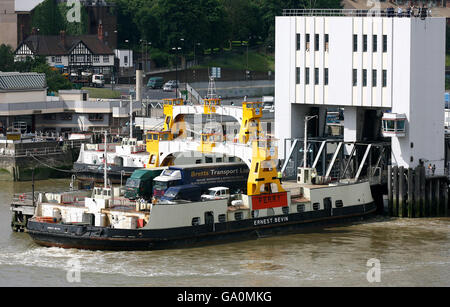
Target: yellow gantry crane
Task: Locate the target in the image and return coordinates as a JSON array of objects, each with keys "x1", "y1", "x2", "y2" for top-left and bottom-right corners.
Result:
[{"x1": 239, "y1": 102, "x2": 263, "y2": 144}]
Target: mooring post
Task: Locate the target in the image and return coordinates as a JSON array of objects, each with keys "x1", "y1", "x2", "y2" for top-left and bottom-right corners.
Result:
[
  {"x1": 445, "y1": 180, "x2": 449, "y2": 217},
  {"x1": 435, "y1": 179, "x2": 441, "y2": 217},
  {"x1": 392, "y1": 166, "x2": 398, "y2": 217},
  {"x1": 407, "y1": 168, "x2": 413, "y2": 218},
  {"x1": 398, "y1": 166, "x2": 405, "y2": 217},
  {"x1": 426, "y1": 180, "x2": 432, "y2": 217},
  {"x1": 435, "y1": 178, "x2": 442, "y2": 216},
  {"x1": 414, "y1": 166, "x2": 421, "y2": 218},
  {"x1": 420, "y1": 165, "x2": 426, "y2": 218},
  {"x1": 32, "y1": 168, "x2": 35, "y2": 207},
  {"x1": 388, "y1": 165, "x2": 393, "y2": 216}
]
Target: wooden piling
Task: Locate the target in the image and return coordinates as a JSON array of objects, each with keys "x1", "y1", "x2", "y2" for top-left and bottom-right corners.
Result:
[
  {"x1": 392, "y1": 166, "x2": 398, "y2": 217},
  {"x1": 398, "y1": 166, "x2": 405, "y2": 217},
  {"x1": 445, "y1": 180, "x2": 449, "y2": 217},
  {"x1": 414, "y1": 166, "x2": 421, "y2": 218},
  {"x1": 407, "y1": 168, "x2": 413, "y2": 218},
  {"x1": 426, "y1": 180, "x2": 432, "y2": 217},
  {"x1": 420, "y1": 165, "x2": 426, "y2": 218},
  {"x1": 435, "y1": 179, "x2": 441, "y2": 217},
  {"x1": 387, "y1": 165, "x2": 393, "y2": 216}
]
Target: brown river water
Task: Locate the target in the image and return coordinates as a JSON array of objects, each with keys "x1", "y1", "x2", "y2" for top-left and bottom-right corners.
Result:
[{"x1": 0, "y1": 179, "x2": 449, "y2": 287}]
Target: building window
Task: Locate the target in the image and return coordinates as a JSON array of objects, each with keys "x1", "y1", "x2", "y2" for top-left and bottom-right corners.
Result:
[
  {"x1": 335, "y1": 200, "x2": 344, "y2": 208},
  {"x1": 383, "y1": 35, "x2": 387, "y2": 52},
  {"x1": 353, "y1": 34, "x2": 358, "y2": 52},
  {"x1": 297, "y1": 204, "x2": 305, "y2": 213},
  {"x1": 218, "y1": 214, "x2": 226, "y2": 223},
  {"x1": 315, "y1": 34, "x2": 319, "y2": 51},
  {"x1": 52, "y1": 56, "x2": 62, "y2": 63},
  {"x1": 43, "y1": 114, "x2": 56, "y2": 120},
  {"x1": 372, "y1": 69, "x2": 377, "y2": 87},
  {"x1": 234, "y1": 212, "x2": 243, "y2": 221},
  {"x1": 362, "y1": 69, "x2": 367, "y2": 87},
  {"x1": 89, "y1": 114, "x2": 104, "y2": 121},
  {"x1": 76, "y1": 55, "x2": 85, "y2": 62},
  {"x1": 324, "y1": 68, "x2": 328, "y2": 85},
  {"x1": 296, "y1": 67, "x2": 300, "y2": 84},
  {"x1": 282, "y1": 206, "x2": 289, "y2": 215},
  {"x1": 313, "y1": 203, "x2": 320, "y2": 211},
  {"x1": 382, "y1": 69, "x2": 387, "y2": 87},
  {"x1": 296, "y1": 33, "x2": 301, "y2": 51},
  {"x1": 60, "y1": 113, "x2": 72, "y2": 121},
  {"x1": 363, "y1": 35, "x2": 367, "y2": 52},
  {"x1": 192, "y1": 217, "x2": 200, "y2": 226},
  {"x1": 324, "y1": 34, "x2": 329, "y2": 51},
  {"x1": 305, "y1": 67, "x2": 310, "y2": 85},
  {"x1": 306, "y1": 34, "x2": 310, "y2": 51},
  {"x1": 103, "y1": 56, "x2": 110, "y2": 63},
  {"x1": 373, "y1": 35, "x2": 377, "y2": 52},
  {"x1": 352, "y1": 69, "x2": 357, "y2": 86},
  {"x1": 93, "y1": 55, "x2": 100, "y2": 63},
  {"x1": 314, "y1": 68, "x2": 319, "y2": 85}
]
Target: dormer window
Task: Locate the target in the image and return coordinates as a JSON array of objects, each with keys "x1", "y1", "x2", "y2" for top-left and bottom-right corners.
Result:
[{"x1": 382, "y1": 113, "x2": 407, "y2": 137}]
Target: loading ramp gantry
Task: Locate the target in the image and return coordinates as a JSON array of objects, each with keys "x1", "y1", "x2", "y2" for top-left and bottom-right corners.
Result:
[
  {"x1": 161, "y1": 98, "x2": 264, "y2": 144},
  {"x1": 145, "y1": 98, "x2": 284, "y2": 196}
]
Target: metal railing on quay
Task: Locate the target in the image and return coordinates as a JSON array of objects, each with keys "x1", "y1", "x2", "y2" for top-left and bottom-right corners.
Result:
[{"x1": 282, "y1": 8, "x2": 431, "y2": 18}]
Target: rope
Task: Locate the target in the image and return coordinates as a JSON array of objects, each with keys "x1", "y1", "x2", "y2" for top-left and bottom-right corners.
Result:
[{"x1": 29, "y1": 154, "x2": 77, "y2": 174}]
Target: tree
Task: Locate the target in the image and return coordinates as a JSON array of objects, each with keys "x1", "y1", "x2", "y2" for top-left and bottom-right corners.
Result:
[
  {"x1": 31, "y1": 0, "x2": 89, "y2": 36},
  {"x1": 32, "y1": 62, "x2": 73, "y2": 93},
  {"x1": 58, "y1": 2, "x2": 89, "y2": 35},
  {"x1": 0, "y1": 44, "x2": 16, "y2": 71},
  {"x1": 31, "y1": 0, "x2": 65, "y2": 35}
]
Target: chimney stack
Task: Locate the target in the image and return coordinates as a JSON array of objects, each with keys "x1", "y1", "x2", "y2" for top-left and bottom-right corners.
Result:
[
  {"x1": 98, "y1": 20, "x2": 104, "y2": 41},
  {"x1": 60, "y1": 30, "x2": 66, "y2": 47}
]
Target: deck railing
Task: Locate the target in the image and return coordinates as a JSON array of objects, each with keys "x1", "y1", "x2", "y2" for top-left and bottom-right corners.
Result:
[{"x1": 282, "y1": 8, "x2": 431, "y2": 18}]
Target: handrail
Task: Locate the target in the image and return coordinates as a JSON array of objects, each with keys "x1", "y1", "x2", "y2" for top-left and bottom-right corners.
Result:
[{"x1": 282, "y1": 8, "x2": 431, "y2": 17}]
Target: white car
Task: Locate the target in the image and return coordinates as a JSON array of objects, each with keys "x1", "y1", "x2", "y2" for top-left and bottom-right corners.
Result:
[
  {"x1": 201, "y1": 187, "x2": 230, "y2": 201},
  {"x1": 163, "y1": 80, "x2": 179, "y2": 92}
]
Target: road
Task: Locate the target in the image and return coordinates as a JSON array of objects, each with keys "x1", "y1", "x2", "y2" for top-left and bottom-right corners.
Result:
[{"x1": 105, "y1": 84, "x2": 180, "y2": 100}]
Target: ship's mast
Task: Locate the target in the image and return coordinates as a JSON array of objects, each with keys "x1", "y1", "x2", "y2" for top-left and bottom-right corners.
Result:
[
  {"x1": 130, "y1": 94, "x2": 133, "y2": 139},
  {"x1": 104, "y1": 130, "x2": 108, "y2": 189}
]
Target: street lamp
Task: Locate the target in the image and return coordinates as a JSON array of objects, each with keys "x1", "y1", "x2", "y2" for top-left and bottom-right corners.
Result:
[
  {"x1": 304, "y1": 115, "x2": 318, "y2": 168},
  {"x1": 125, "y1": 39, "x2": 131, "y2": 85},
  {"x1": 180, "y1": 38, "x2": 187, "y2": 91},
  {"x1": 172, "y1": 46, "x2": 182, "y2": 98},
  {"x1": 140, "y1": 39, "x2": 152, "y2": 75},
  {"x1": 194, "y1": 42, "x2": 201, "y2": 66}
]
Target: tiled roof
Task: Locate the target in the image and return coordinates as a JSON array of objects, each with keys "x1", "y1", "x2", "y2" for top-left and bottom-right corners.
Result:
[
  {"x1": 18, "y1": 34, "x2": 114, "y2": 56},
  {"x1": 0, "y1": 72, "x2": 47, "y2": 90}
]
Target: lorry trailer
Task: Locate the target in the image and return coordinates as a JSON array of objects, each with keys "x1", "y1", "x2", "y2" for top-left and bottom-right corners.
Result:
[{"x1": 152, "y1": 162, "x2": 250, "y2": 198}]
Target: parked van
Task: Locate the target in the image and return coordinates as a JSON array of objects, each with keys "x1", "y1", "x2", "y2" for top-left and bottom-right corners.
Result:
[
  {"x1": 159, "y1": 184, "x2": 202, "y2": 204},
  {"x1": 147, "y1": 77, "x2": 164, "y2": 89}
]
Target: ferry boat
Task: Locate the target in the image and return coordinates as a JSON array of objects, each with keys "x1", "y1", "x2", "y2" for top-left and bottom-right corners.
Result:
[{"x1": 25, "y1": 177, "x2": 376, "y2": 251}]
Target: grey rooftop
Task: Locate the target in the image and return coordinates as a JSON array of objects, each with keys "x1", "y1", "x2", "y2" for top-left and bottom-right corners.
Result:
[{"x1": 0, "y1": 72, "x2": 47, "y2": 91}]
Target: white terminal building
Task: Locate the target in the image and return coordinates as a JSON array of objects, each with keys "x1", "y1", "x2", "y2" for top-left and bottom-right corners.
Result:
[{"x1": 275, "y1": 9, "x2": 446, "y2": 172}]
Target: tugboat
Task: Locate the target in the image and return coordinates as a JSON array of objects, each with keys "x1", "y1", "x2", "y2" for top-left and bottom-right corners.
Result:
[{"x1": 25, "y1": 137, "x2": 377, "y2": 251}]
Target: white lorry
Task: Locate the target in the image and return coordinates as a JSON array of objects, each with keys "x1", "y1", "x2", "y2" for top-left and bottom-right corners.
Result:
[{"x1": 70, "y1": 73, "x2": 105, "y2": 88}]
